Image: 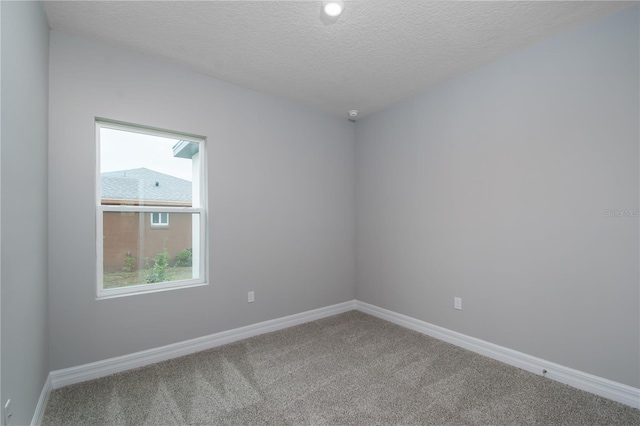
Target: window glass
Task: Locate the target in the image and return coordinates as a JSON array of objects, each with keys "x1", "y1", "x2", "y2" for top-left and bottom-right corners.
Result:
[{"x1": 97, "y1": 120, "x2": 206, "y2": 298}]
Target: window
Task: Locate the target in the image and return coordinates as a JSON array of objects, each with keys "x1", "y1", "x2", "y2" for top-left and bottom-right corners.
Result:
[
  {"x1": 150, "y1": 212, "x2": 169, "y2": 227},
  {"x1": 96, "y1": 119, "x2": 207, "y2": 298}
]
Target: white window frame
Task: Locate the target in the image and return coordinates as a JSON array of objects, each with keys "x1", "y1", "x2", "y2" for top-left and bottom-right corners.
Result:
[
  {"x1": 150, "y1": 212, "x2": 170, "y2": 227},
  {"x1": 96, "y1": 119, "x2": 208, "y2": 299}
]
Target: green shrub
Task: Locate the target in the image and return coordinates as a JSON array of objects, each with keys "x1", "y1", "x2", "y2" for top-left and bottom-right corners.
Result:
[
  {"x1": 122, "y1": 255, "x2": 136, "y2": 272},
  {"x1": 146, "y1": 249, "x2": 172, "y2": 283},
  {"x1": 174, "y1": 248, "x2": 192, "y2": 267}
]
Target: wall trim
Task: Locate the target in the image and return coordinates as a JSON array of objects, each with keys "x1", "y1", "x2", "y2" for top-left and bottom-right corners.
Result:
[
  {"x1": 49, "y1": 300, "x2": 356, "y2": 389},
  {"x1": 30, "y1": 373, "x2": 52, "y2": 426},
  {"x1": 46, "y1": 299, "x2": 639, "y2": 410},
  {"x1": 355, "y1": 300, "x2": 640, "y2": 409}
]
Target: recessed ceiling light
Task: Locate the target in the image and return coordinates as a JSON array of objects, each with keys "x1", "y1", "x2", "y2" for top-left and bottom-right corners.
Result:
[
  {"x1": 323, "y1": 1, "x2": 344, "y2": 17},
  {"x1": 348, "y1": 110, "x2": 359, "y2": 118}
]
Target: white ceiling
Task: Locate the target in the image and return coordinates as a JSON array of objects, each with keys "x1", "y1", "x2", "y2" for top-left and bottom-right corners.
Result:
[{"x1": 44, "y1": 1, "x2": 631, "y2": 119}]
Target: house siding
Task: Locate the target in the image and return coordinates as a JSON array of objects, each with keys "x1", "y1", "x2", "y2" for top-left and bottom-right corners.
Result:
[{"x1": 103, "y1": 212, "x2": 192, "y2": 272}]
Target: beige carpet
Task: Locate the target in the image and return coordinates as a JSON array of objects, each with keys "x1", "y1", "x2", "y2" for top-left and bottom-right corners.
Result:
[{"x1": 43, "y1": 311, "x2": 640, "y2": 425}]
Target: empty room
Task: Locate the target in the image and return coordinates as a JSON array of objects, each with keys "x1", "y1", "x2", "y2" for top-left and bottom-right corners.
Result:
[{"x1": 1, "y1": 0, "x2": 639, "y2": 424}]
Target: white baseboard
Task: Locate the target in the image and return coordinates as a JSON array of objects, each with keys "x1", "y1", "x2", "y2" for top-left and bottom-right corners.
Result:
[
  {"x1": 30, "y1": 374, "x2": 52, "y2": 426},
  {"x1": 355, "y1": 300, "x2": 640, "y2": 409},
  {"x1": 46, "y1": 298, "x2": 639, "y2": 410},
  {"x1": 50, "y1": 300, "x2": 356, "y2": 389}
]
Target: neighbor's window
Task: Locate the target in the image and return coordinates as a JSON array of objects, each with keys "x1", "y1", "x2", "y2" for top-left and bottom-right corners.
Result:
[
  {"x1": 96, "y1": 119, "x2": 207, "y2": 298},
  {"x1": 150, "y1": 212, "x2": 169, "y2": 227}
]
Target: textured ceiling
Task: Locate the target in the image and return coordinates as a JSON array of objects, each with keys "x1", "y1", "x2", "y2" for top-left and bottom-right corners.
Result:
[{"x1": 43, "y1": 1, "x2": 631, "y2": 119}]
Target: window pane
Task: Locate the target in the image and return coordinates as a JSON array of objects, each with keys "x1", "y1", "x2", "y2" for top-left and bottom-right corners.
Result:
[
  {"x1": 102, "y1": 211, "x2": 200, "y2": 289},
  {"x1": 100, "y1": 127, "x2": 196, "y2": 206}
]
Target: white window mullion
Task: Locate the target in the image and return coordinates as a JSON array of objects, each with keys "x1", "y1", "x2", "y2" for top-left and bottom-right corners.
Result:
[{"x1": 100, "y1": 205, "x2": 204, "y2": 214}]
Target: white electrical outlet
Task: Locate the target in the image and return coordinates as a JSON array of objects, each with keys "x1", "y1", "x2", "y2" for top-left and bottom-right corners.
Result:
[
  {"x1": 454, "y1": 297, "x2": 462, "y2": 310},
  {"x1": 248, "y1": 291, "x2": 255, "y2": 303},
  {"x1": 4, "y1": 399, "x2": 12, "y2": 426}
]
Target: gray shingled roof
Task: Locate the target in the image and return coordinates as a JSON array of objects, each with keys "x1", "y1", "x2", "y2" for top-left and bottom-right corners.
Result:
[{"x1": 101, "y1": 168, "x2": 191, "y2": 204}]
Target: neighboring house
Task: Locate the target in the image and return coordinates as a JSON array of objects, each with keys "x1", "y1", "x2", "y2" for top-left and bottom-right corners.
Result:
[{"x1": 101, "y1": 168, "x2": 192, "y2": 272}]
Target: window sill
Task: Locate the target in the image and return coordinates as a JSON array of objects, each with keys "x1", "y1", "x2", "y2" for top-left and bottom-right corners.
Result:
[{"x1": 96, "y1": 280, "x2": 208, "y2": 300}]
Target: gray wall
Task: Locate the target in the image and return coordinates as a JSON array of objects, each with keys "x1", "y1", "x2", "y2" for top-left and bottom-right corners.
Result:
[
  {"x1": 355, "y1": 6, "x2": 639, "y2": 387},
  {"x1": 1, "y1": 1, "x2": 50, "y2": 425},
  {"x1": 48, "y1": 31, "x2": 356, "y2": 370}
]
